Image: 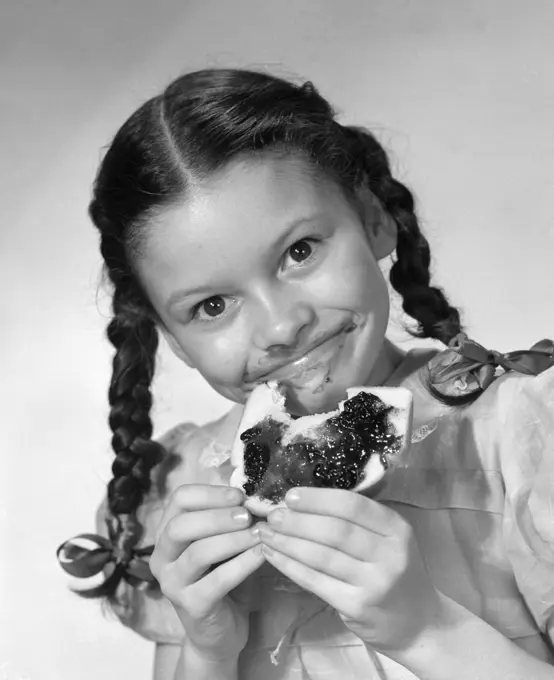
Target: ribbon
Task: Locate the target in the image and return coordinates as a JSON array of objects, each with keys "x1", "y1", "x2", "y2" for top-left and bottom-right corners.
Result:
[
  {"x1": 428, "y1": 333, "x2": 554, "y2": 398},
  {"x1": 57, "y1": 517, "x2": 155, "y2": 587}
]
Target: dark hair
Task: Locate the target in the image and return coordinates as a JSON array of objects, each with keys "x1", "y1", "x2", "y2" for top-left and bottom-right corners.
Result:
[{"x1": 80, "y1": 68, "x2": 464, "y2": 600}]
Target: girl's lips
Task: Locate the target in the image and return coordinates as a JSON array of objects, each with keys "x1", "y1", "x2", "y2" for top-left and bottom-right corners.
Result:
[{"x1": 264, "y1": 329, "x2": 347, "y2": 383}]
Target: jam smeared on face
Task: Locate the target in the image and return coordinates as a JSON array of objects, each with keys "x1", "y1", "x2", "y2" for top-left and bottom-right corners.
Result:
[{"x1": 239, "y1": 391, "x2": 401, "y2": 503}]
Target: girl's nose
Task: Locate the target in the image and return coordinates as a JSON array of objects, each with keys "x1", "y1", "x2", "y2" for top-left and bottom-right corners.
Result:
[{"x1": 252, "y1": 294, "x2": 316, "y2": 351}]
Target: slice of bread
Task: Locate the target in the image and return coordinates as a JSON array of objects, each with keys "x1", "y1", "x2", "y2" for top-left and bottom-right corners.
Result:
[{"x1": 230, "y1": 381, "x2": 413, "y2": 516}]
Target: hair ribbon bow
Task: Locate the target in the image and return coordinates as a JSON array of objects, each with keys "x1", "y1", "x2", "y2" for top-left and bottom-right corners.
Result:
[
  {"x1": 57, "y1": 516, "x2": 155, "y2": 587},
  {"x1": 427, "y1": 333, "x2": 554, "y2": 398}
]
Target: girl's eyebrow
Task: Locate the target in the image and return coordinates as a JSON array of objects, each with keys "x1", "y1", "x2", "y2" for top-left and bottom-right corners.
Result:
[
  {"x1": 167, "y1": 213, "x2": 325, "y2": 308},
  {"x1": 272, "y1": 213, "x2": 324, "y2": 247},
  {"x1": 168, "y1": 284, "x2": 217, "y2": 306}
]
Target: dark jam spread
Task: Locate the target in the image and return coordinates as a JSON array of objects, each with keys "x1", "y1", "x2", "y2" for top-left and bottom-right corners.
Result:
[{"x1": 240, "y1": 391, "x2": 401, "y2": 503}]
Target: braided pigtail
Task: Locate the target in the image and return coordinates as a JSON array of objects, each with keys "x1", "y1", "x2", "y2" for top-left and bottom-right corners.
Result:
[
  {"x1": 96, "y1": 217, "x2": 165, "y2": 596},
  {"x1": 58, "y1": 205, "x2": 166, "y2": 601},
  {"x1": 343, "y1": 125, "x2": 463, "y2": 346},
  {"x1": 382, "y1": 179, "x2": 462, "y2": 345}
]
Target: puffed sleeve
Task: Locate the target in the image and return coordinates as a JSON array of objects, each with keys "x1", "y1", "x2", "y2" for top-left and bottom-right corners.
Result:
[
  {"x1": 499, "y1": 366, "x2": 554, "y2": 643},
  {"x1": 95, "y1": 422, "x2": 205, "y2": 645}
]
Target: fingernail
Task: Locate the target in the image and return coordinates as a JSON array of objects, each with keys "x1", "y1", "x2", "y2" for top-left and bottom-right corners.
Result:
[
  {"x1": 268, "y1": 510, "x2": 284, "y2": 526},
  {"x1": 232, "y1": 508, "x2": 250, "y2": 524},
  {"x1": 258, "y1": 524, "x2": 275, "y2": 539},
  {"x1": 250, "y1": 525, "x2": 261, "y2": 539},
  {"x1": 227, "y1": 487, "x2": 243, "y2": 503},
  {"x1": 261, "y1": 544, "x2": 274, "y2": 557},
  {"x1": 285, "y1": 489, "x2": 301, "y2": 506}
]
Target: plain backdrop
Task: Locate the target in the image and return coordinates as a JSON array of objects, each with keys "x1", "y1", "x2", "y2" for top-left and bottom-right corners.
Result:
[{"x1": 2, "y1": 1, "x2": 553, "y2": 678}]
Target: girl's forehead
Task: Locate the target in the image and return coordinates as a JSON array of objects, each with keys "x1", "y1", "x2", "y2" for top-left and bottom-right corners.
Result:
[
  {"x1": 178, "y1": 155, "x2": 336, "y2": 240},
  {"x1": 139, "y1": 157, "x2": 347, "y2": 286}
]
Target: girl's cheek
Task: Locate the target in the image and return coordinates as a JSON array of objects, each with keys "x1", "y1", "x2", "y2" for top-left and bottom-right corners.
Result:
[
  {"x1": 309, "y1": 251, "x2": 372, "y2": 307},
  {"x1": 198, "y1": 335, "x2": 249, "y2": 381}
]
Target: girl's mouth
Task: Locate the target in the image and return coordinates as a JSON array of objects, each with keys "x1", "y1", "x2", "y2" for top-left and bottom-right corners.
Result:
[
  {"x1": 243, "y1": 321, "x2": 357, "y2": 394},
  {"x1": 267, "y1": 330, "x2": 347, "y2": 384},
  {"x1": 276, "y1": 327, "x2": 358, "y2": 398}
]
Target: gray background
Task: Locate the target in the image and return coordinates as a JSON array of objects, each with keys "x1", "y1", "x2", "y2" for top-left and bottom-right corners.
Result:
[{"x1": 2, "y1": 1, "x2": 553, "y2": 678}]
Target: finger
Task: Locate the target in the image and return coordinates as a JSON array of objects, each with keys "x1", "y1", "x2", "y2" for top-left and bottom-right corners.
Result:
[
  {"x1": 259, "y1": 525, "x2": 362, "y2": 584},
  {"x1": 155, "y1": 484, "x2": 244, "y2": 541},
  {"x1": 176, "y1": 527, "x2": 261, "y2": 582},
  {"x1": 261, "y1": 544, "x2": 355, "y2": 612},
  {"x1": 184, "y1": 545, "x2": 265, "y2": 618},
  {"x1": 284, "y1": 487, "x2": 394, "y2": 536},
  {"x1": 155, "y1": 506, "x2": 252, "y2": 564},
  {"x1": 266, "y1": 509, "x2": 375, "y2": 561}
]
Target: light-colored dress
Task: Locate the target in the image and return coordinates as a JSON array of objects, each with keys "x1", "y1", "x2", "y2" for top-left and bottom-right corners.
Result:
[{"x1": 97, "y1": 348, "x2": 554, "y2": 679}]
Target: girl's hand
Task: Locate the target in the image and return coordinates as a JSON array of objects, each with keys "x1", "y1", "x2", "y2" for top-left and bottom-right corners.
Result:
[
  {"x1": 150, "y1": 484, "x2": 264, "y2": 663},
  {"x1": 257, "y1": 487, "x2": 446, "y2": 655}
]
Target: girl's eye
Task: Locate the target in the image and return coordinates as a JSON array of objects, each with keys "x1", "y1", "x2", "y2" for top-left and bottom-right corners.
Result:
[
  {"x1": 194, "y1": 295, "x2": 227, "y2": 320},
  {"x1": 287, "y1": 239, "x2": 314, "y2": 264}
]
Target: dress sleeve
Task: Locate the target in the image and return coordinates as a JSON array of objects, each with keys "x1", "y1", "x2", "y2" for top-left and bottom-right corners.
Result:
[
  {"x1": 94, "y1": 422, "x2": 205, "y2": 645},
  {"x1": 498, "y1": 366, "x2": 554, "y2": 643}
]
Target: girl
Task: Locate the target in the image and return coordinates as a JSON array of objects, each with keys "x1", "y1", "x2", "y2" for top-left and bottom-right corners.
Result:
[{"x1": 58, "y1": 69, "x2": 554, "y2": 680}]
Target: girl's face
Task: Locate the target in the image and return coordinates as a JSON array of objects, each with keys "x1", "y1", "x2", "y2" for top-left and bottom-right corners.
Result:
[{"x1": 138, "y1": 155, "x2": 399, "y2": 415}]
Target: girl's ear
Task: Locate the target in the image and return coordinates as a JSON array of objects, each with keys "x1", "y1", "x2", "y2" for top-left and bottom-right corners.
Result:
[
  {"x1": 357, "y1": 187, "x2": 397, "y2": 260},
  {"x1": 160, "y1": 327, "x2": 196, "y2": 368}
]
